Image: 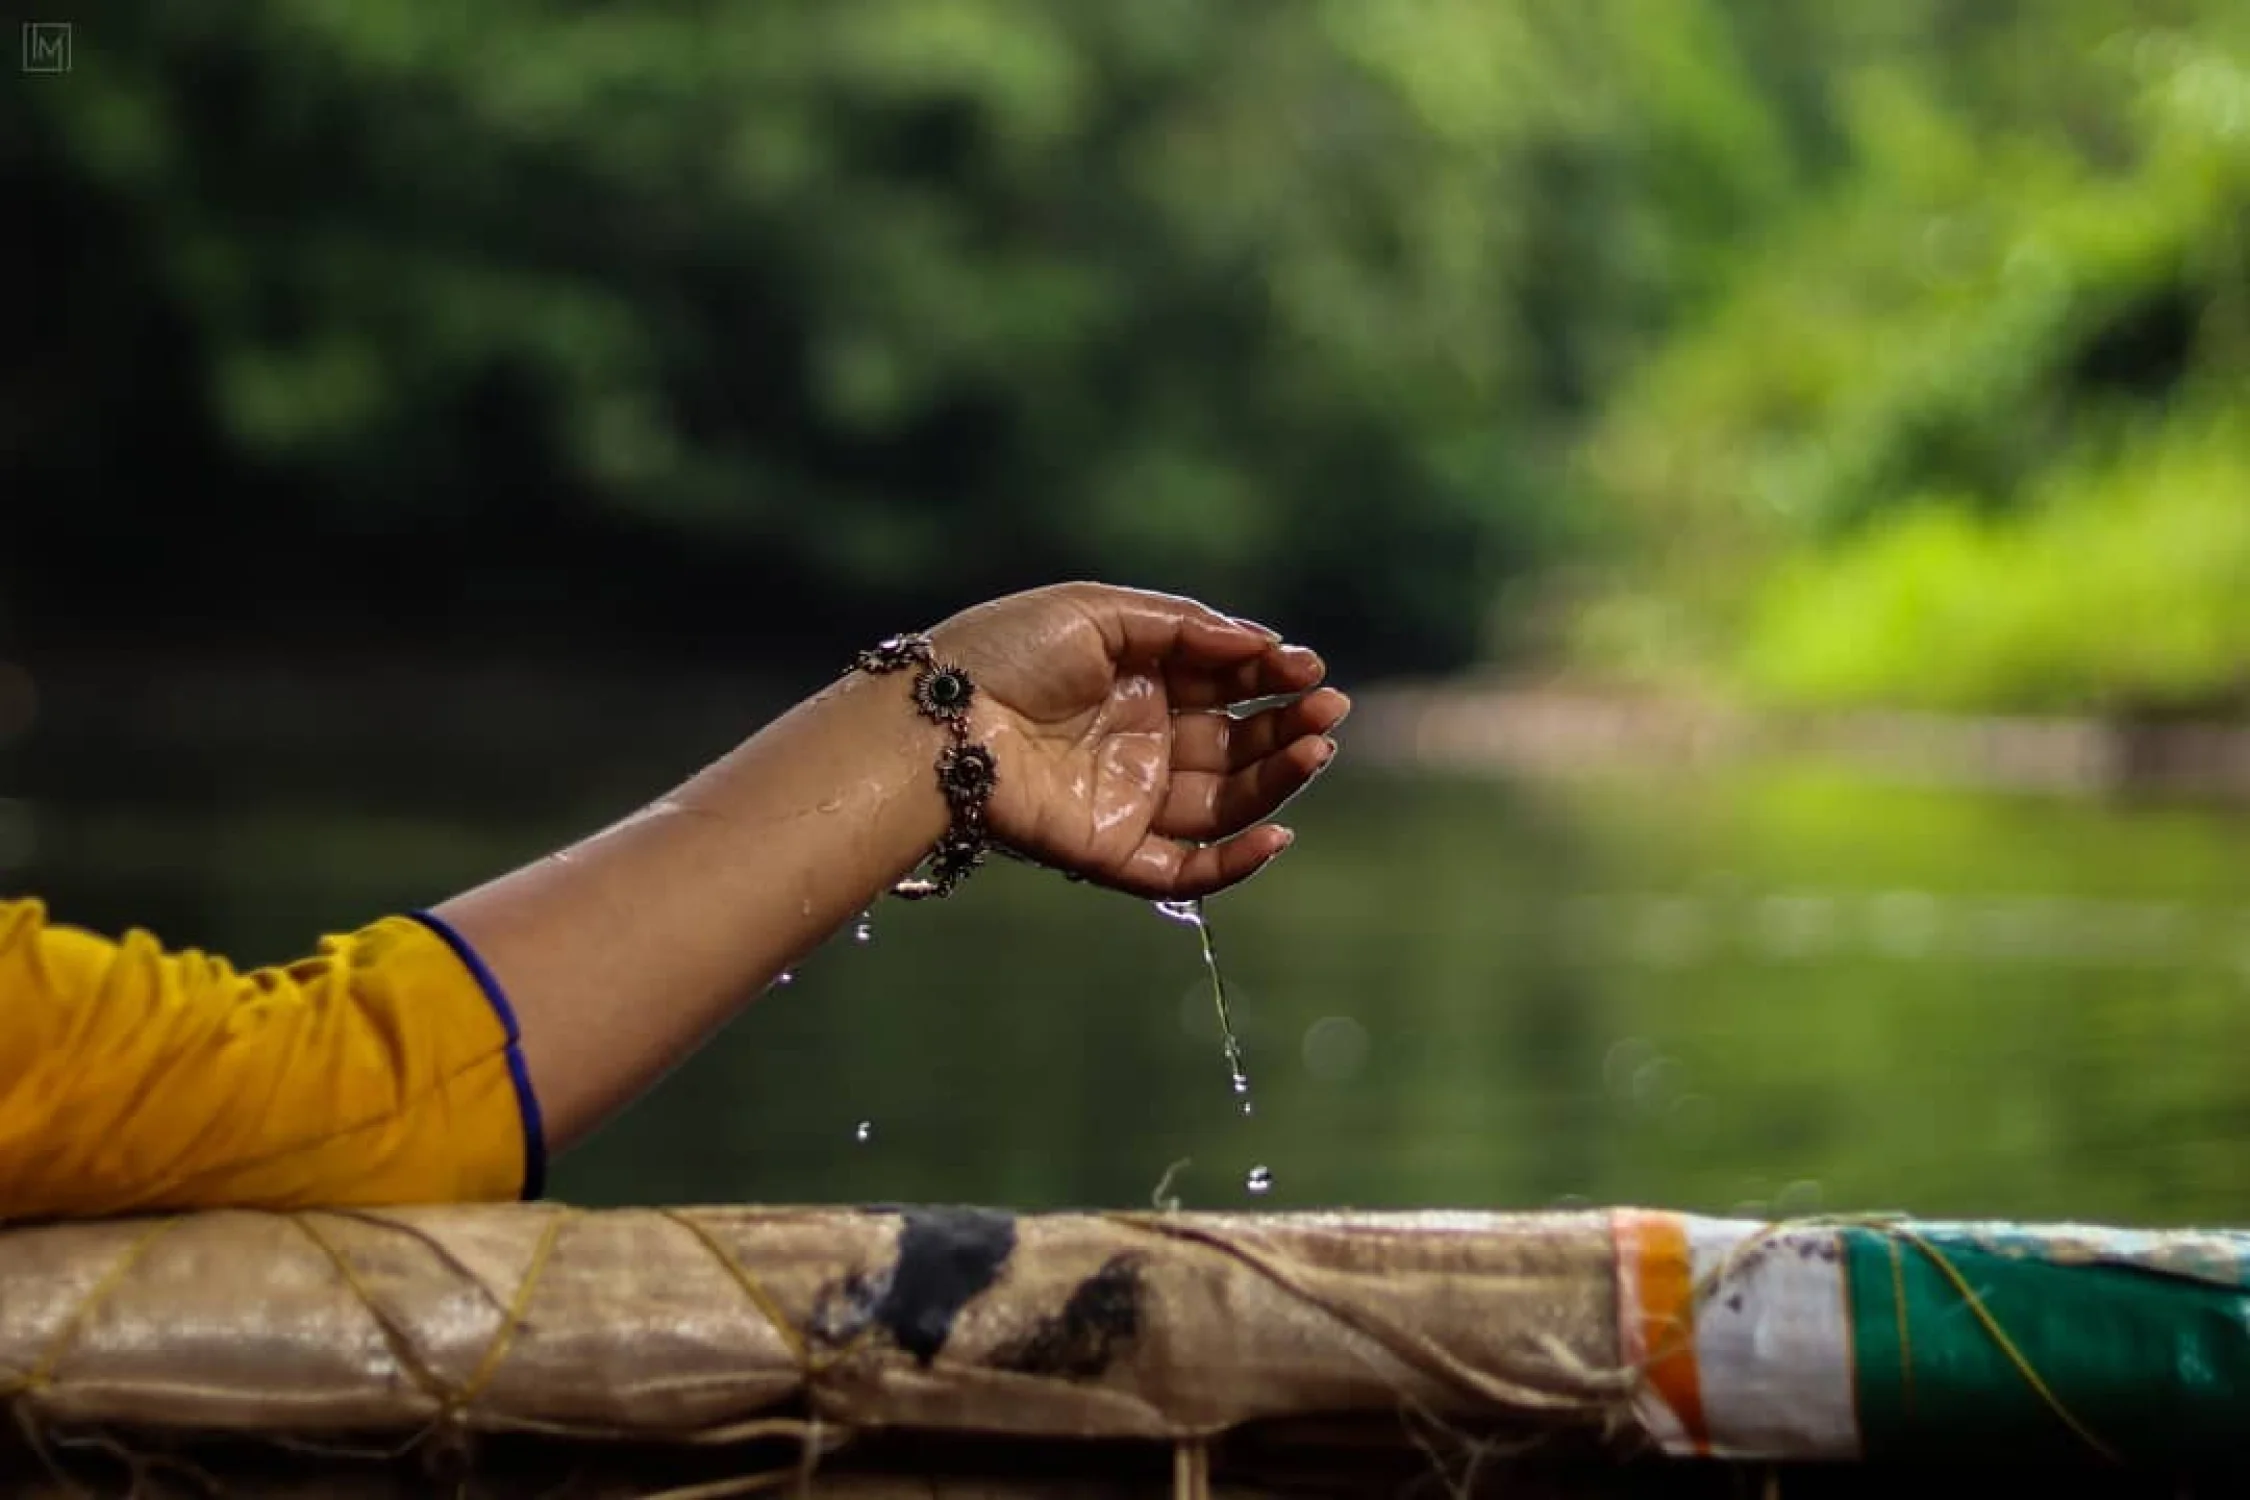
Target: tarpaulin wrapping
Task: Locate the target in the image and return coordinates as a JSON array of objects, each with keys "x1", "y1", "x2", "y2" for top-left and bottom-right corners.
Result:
[
  {"x1": 7, "y1": 1202, "x2": 2249, "y2": 1491},
  {"x1": 0, "y1": 1205, "x2": 1622, "y2": 1444}
]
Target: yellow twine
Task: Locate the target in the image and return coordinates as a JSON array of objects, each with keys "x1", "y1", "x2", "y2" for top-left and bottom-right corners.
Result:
[
  {"x1": 292, "y1": 1212, "x2": 456, "y2": 1413},
  {"x1": 0, "y1": 1216, "x2": 181, "y2": 1398},
  {"x1": 298, "y1": 1208, "x2": 854, "y2": 1491},
  {"x1": 455, "y1": 1205, "x2": 572, "y2": 1411},
  {"x1": 1888, "y1": 1236, "x2": 1914, "y2": 1422},
  {"x1": 634, "y1": 1464, "x2": 815, "y2": 1500},
  {"x1": 1105, "y1": 1211, "x2": 1627, "y2": 1418},
  {"x1": 659, "y1": 1209, "x2": 811, "y2": 1369},
  {"x1": 1887, "y1": 1221, "x2": 2121, "y2": 1463},
  {"x1": 1171, "y1": 1437, "x2": 1211, "y2": 1500}
]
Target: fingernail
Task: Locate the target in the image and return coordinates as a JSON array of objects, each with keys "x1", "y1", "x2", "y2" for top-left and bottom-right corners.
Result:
[
  {"x1": 1232, "y1": 615, "x2": 1283, "y2": 640},
  {"x1": 1275, "y1": 826, "x2": 1297, "y2": 848}
]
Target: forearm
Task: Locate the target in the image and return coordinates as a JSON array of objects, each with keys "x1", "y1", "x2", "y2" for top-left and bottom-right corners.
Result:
[{"x1": 432, "y1": 654, "x2": 952, "y2": 1152}]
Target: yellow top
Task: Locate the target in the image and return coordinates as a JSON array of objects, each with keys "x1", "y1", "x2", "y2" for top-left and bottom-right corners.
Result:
[{"x1": 0, "y1": 899, "x2": 539, "y2": 1219}]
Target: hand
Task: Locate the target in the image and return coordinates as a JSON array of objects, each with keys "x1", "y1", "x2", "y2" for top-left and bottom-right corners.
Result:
[{"x1": 928, "y1": 582, "x2": 1347, "y2": 897}]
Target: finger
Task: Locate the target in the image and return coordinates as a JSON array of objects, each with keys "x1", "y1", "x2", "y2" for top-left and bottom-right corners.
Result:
[
  {"x1": 1069, "y1": 585, "x2": 1324, "y2": 711},
  {"x1": 1096, "y1": 589, "x2": 1273, "y2": 668},
  {"x1": 1166, "y1": 636, "x2": 1327, "y2": 711},
  {"x1": 1115, "y1": 822, "x2": 1298, "y2": 900},
  {"x1": 1170, "y1": 689, "x2": 1352, "y2": 775},
  {"x1": 1153, "y1": 733, "x2": 1335, "y2": 841}
]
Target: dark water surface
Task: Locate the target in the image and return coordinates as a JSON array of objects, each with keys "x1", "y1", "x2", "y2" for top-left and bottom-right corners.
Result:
[{"x1": 11, "y1": 712, "x2": 2250, "y2": 1225}]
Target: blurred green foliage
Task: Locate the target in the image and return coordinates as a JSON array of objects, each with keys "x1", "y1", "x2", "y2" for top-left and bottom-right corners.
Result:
[
  {"x1": 7, "y1": 0, "x2": 1789, "y2": 669},
  {"x1": 7, "y1": 1, "x2": 2247, "y2": 699},
  {"x1": 1578, "y1": 2, "x2": 2250, "y2": 713}
]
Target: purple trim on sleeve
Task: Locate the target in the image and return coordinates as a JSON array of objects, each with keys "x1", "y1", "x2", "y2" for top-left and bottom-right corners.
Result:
[{"x1": 405, "y1": 910, "x2": 548, "y2": 1201}]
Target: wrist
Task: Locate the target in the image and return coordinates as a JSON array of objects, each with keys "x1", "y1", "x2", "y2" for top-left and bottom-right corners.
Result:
[
  {"x1": 924, "y1": 622, "x2": 1020, "y2": 759},
  {"x1": 831, "y1": 654, "x2": 955, "y2": 841},
  {"x1": 849, "y1": 628, "x2": 1007, "y2": 899}
]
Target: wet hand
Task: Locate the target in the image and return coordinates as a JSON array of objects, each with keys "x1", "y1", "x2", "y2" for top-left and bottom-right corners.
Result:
[{"x1": 929, "y1": 583, "x2": 1346, "y2": 897}]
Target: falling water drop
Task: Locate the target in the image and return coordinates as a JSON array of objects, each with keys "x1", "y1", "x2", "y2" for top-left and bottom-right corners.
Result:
[
  {"x1": 1245, "y1": 1166, "x2": 1274, "y2": 1196},
  {"x1": 854, "y1": 1120, "x2": 873, "y2": 1143},
  {"x1": 852, "y1": 911, "x2": 874, "y2": 944},
  {"x1": 773, "y1": 970, "x2": 794, "y2": 988}
]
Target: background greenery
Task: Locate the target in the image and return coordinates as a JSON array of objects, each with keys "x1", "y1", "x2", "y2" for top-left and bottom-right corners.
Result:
[{"x1": 11, "y1": 0, "x2": 2245, "y2": 698}]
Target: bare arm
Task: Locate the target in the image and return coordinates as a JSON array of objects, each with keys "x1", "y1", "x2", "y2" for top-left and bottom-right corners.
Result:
[
  {"x1": 431, "y1": 655, "x2": 953, "y2": 1150},
  {"x1": 435, "y1": 583, "x2": 1346, "y2": 1154}
]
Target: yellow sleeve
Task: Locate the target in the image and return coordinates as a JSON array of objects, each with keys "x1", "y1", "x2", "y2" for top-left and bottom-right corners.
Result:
[{"x1": 0, "y1": 899, "x2": 541, "y2": 1219}]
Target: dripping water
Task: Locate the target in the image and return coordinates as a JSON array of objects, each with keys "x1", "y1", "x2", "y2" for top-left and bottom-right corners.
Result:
[
  {"x1": 838, "y1": 915, "x2": 876, "y2": 1152},
  {"x1": 1154, "y1": 898, "x2": 1273, "y2": 1200},
  {"x1": 1153, "y1": 899, "x2": 1251, "y2": 1113}
]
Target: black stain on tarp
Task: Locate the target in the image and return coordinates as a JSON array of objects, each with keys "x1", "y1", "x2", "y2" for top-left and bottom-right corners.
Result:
[
  {"x1": 991, "y1": 1252, "x2": 1145, "y2": 1380},
  {"x1": 812, "y1": 1206, "x2": 1018, "y2": 1367}
]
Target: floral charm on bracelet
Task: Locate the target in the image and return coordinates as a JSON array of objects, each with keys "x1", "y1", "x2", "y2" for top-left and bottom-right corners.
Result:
[
  {"x1": 936, "y1": 742, "x2": 998, "y2": 810},
  {"x1": 912, "y1": 665, "x2": 976, "y2": 725},
  {"x1": 851, "y1": 631, "x2": 999, "y2": 900}
]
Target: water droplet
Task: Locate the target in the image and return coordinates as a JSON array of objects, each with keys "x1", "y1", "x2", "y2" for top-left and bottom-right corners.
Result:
[
  {"x1": 1630, "y1": 1056, "x2": 1682, "y2": 1113},
  {"x1": 854, "y1": 1120, "x2": 872, "y2": 1143},
  {"x1": 1753, "y1": 892, "x2": 1837, "y2": 960},
  {"x1": 816, "y1": 794, "x2": 845, "y2": 813},
  {"x1": 773, "y1": 970, "x2": 794, "y2": 988},
  {"x1": 1150, "y1": 1157, "x2": 1191, "y2": 1211},
  {"x1": 1245, "y1": 1166, "x2": 1273, "y2": 1196},
  {"x1": 852, "y1": 911, "x2": 874, "y2": 944},
  {"x1": 1602, "y1": 1037, "x2": 1658, "y2": 1097},
  {"x1": 1301, "y1": 1015, "x2": 1370, "y2": 1082},
  {"x1": 1153, "y1": 899, "x2": 1204, "y2": 930}
]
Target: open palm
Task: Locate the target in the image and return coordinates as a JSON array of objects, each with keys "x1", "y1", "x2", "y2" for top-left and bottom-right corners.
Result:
[{"x1": 931, "y1": 585, "x2": 1346, "y2": 897}]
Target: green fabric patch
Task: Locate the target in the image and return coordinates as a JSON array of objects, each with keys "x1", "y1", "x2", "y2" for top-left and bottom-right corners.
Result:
[{"x1": 1845, "y1": 1225, "x2": 2250, "y2": 1464}]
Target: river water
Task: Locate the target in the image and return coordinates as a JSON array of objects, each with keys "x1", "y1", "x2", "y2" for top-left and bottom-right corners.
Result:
[{"x1": 11, "y1": 716, "x2": 2250, "y2": 1226}]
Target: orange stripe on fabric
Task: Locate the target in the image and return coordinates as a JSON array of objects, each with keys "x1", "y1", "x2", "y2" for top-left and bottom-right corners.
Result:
[{"x1": 1621, "y1": 1210, "x2": 1710, "y2": 1454}]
